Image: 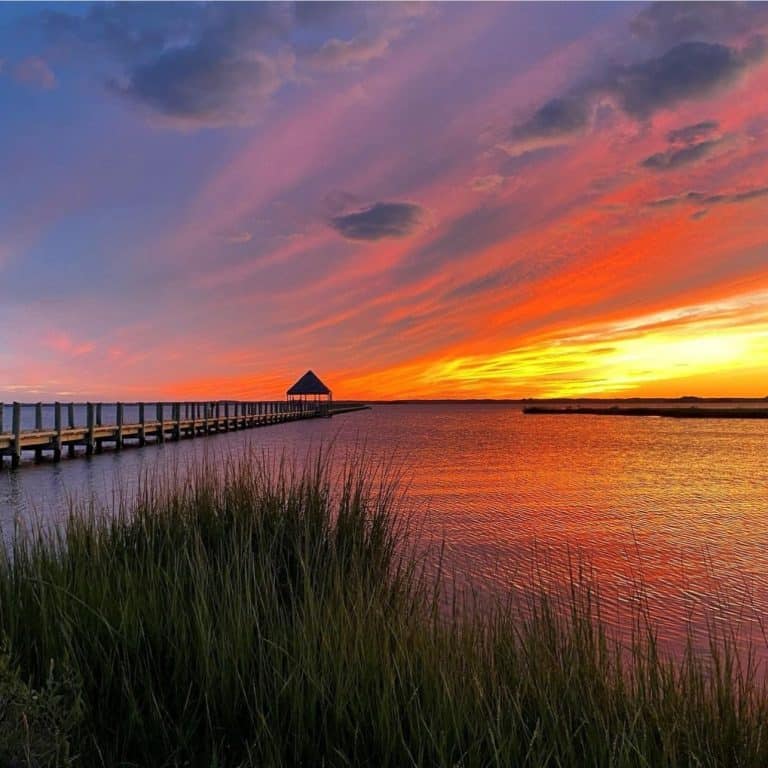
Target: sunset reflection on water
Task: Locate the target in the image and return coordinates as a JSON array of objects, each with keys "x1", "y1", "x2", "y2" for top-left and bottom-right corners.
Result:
[{"x1": 2, "y1": 403, "x2": 767, "y2": 657}]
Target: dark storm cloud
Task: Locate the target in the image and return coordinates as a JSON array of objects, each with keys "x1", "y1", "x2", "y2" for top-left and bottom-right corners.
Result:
[
  {"x1": 667, "y1": 120, "x2": 719, "y2": 144},
  {"x1": 508, "y1": 41, "x2": 762, "y2": 149},
  {"x1": 641, "y1": 138, "x2": 722, "y2": 171},
  {"x1": 630, "y1": 2, "x2": 768, "y2": 47},
  {"x1": 329, "y1": 202, "x2": 425, "y2": 241}
]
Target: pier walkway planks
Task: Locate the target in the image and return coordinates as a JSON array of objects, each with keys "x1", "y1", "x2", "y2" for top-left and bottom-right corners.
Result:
[{"x1": 0, "y1": 401, "x2": 370, "y2": 469}]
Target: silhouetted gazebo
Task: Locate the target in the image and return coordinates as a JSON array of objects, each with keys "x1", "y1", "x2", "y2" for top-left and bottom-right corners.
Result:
[{"x1": 286, "y1": 370, "x2": 333, "y2": 405}]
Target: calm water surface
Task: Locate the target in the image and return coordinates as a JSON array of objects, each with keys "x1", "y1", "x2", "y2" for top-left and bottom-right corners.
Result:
[{"x1": 2, "y1": 404, "x2": 767, "y2": 654}]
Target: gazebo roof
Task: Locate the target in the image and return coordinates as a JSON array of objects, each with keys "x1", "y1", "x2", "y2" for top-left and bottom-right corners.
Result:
[{"x1": 287, "y1": 370, "x2": 331, "y2": 396}]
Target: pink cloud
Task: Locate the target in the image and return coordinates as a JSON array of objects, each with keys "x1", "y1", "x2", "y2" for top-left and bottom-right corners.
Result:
[
  {"x1": 44, "y1": 332, "x2": 95, "y2": 357},
  {"x1": 14, "y1": 57, "x2": 56, "y2": 89}
]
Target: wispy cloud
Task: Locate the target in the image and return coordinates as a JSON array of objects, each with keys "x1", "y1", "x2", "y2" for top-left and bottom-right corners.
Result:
[
  {"x1": 311, "y1": 33, "x2": 393, "y2": 70},
  {"x1": 666, "y1": 120, "x2": 719, "y2": 144},
  {"x1": 470, "y1": 175, "x2": 505, "y2": 193},
  {"x1": 641, "y1": 137, "x2": 724, "y2": 170},
  {"x1": 221, "y1": 231, "x2": 253, "y2": 245},
  {"x1": 647, "y1": 185, "x2": 768, "y2": 208}
]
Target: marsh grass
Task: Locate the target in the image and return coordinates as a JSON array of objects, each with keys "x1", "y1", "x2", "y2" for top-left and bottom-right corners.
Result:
[{"x1": 0, "y1": 447, "x2": 766, "y2": 767}]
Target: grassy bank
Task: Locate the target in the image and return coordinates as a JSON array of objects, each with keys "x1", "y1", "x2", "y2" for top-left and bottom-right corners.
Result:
[{"x1": 0, "y1": 450, "x2": 766, "y2": 767}]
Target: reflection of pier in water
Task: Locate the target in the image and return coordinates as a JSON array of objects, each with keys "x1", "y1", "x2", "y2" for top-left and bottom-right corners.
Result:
[{"x1": 0, "y1": 400, "x2": 370, "y2": 469}]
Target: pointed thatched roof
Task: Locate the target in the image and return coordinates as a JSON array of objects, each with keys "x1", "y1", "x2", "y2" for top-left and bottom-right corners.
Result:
[{"x1": 287, "y1": 370, "x2": 331, "y2": 396}]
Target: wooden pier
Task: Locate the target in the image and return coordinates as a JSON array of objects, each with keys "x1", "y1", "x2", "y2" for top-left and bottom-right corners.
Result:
[{"x1": 0, "y1": 401, "x2": 370, "y2": 469}]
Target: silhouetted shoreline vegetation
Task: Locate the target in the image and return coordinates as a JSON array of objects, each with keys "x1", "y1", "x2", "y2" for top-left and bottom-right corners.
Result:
[
  {"x1": 523, "y1": 405, "x2": 768, "y2": 418},
  {"x1": 0, "y1": 449, "x2": 766, "y2": 767}
]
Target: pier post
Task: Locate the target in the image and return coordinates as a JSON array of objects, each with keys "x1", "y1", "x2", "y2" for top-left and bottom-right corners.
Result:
[
  {"x1": 139, "y1": 403, "x2": 146, "y2": 446},
  {"x1": 11, "y1": 403, "x2": 21, "y2": 468},
  {"x1": 224, "y1": 401, "x2": 230, "y2": 431},
  {"x1": 68, "y1": 403, "x2": 75, "y2": 457},
  {"x1": 157, "y1": 403, "x2": 165, "y2": 443},
  {"x1": 86, "y1": 403, "x2": 95, "y2": 456},
  {"x1": 34, "y1": 403, "x2": 43, "y2": 462},
  {"x1": 116, "y1": 402, "x2": 124, "y2": 450},
  {"x1": 53, "y1": 402, "x2": 62, "y2": 461},
  {"x1": 203, "y1": 402, "x2": 209, "y2": 434},
  {"x1": 94, "y1": 403, "x2": 103, "y2": 452},
  {"x1": 173, "y1": 403, "x2": 181, "y2": 440}
]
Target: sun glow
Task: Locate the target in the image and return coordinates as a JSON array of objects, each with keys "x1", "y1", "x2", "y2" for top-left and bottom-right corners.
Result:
[{"x1": 341, "y1": 291, "x2": 768, "y2": 399}]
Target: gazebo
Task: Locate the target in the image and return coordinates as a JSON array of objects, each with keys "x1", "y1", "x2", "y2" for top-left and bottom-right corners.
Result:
[{"x1": 286, "y1": 370, "x2": 333, "y2": 408}]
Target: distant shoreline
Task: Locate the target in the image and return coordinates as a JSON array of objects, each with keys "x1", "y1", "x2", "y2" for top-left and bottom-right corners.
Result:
[
  {"x1": 366, "y1": 397, "x2": 768, "y2": 405},
  {"x1": 523, "y1": 405, "x2": 768, "y2": 419}
]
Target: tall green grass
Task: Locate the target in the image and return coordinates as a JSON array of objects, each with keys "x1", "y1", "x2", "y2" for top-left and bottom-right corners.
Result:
[{"x1": 0, "y1": 448, "x2": 766, "y2": 767}]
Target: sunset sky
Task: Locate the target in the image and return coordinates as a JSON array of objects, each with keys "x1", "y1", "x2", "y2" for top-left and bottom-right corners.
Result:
[{"x1": 1, "y1": 1, "x2": 768, "y2": 400}]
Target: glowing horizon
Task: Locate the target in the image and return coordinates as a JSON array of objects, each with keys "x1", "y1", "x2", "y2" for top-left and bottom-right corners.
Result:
[{"x1": 1, "y1": 2, "x2": 768, "y2": 401}]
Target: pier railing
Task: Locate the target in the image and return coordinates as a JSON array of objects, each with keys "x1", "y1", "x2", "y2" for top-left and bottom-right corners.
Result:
[{"x1": 0, "y1": 400, "x2": 359, "y2": 468}]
